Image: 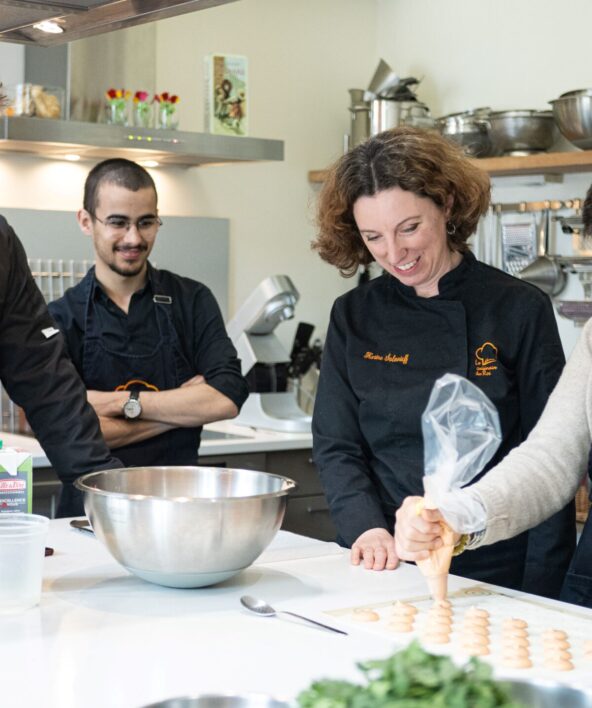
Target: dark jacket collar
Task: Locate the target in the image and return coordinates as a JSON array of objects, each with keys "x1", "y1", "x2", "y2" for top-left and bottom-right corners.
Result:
[{"x1": 385, "y1": 250, "x2": 476, "y2": 299}]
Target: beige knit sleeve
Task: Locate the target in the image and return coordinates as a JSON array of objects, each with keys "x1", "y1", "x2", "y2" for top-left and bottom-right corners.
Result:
[{"x1": 470, "y1": 320, "x2": 592, "y2": 547}]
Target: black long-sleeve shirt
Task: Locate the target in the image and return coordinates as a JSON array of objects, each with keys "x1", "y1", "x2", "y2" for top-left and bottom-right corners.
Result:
[
  {"x1": 0, "y1": 215, "x2": 121, "y2": 515},
  {"x1": 48, "y1": 264, "x2": 248, "y2": 412}
]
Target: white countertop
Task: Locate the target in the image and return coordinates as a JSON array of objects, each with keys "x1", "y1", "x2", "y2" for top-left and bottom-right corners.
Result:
[
  {"x1": 1, "y1": 421, "x2": 313, "y2": 470},
  {"x1": 2, "y1": 519, "x2": 592, "y2": 708}
]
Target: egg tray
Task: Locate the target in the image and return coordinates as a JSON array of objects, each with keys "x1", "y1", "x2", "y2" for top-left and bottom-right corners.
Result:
[{"x1": 324, "y1": 584, "x2": 592, "y2": 686}]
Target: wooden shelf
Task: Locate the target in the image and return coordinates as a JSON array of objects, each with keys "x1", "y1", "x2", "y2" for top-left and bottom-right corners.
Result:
[{"x1": 309, "y1": 149, "x2": 592, "y2": 182}]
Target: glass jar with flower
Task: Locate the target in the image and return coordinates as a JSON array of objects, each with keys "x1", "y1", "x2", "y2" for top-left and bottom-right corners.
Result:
[
  {"x1": 132, "y1": 90, "x2": 153, "y2": 128},
  {"x1": 105, "y1": 88, "x2": 130, "y2": 125},
  {"x1": 154, "y1": 92, "x2": 180, "y2": 130}
]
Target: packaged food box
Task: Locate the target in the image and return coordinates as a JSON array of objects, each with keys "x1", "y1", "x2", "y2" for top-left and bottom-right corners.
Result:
[{"x1": 0, "y1": 445, "x2": 32, "y2": 513}]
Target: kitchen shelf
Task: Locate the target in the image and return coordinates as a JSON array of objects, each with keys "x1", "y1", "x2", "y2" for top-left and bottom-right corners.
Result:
[
  {"x1": 308, "y1": 149, "x2": 592, "y2": 182},
  {"x1": 0, "y1": 117, "x2": 284, "y2": 167}
]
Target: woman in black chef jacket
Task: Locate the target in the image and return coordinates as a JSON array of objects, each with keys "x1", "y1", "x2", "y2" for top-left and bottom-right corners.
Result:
[{"x1": 311, "y1": 126, "x2": 575, "y2": 597}]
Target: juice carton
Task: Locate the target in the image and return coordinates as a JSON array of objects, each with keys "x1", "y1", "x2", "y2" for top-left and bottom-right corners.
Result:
[{"x1": 0, "y1": 443, "x2": 32, "y2": 513}]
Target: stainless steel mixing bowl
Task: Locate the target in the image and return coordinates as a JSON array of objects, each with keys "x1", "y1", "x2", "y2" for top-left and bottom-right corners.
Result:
[
  {"x1": 550, "y1": 90, "x2": 592, "y2": 149},
  {"x1": 436, "y1": 108, "x2": 494, "y2": 157},
  {"x1": 489, "y1": 109, "x2": 556, "y2": 155},
  {"x1": 506, "y1": 678, "x2": 592, "y2": 707},
  {"x1": 74, "y1": 466, "x2": 296, "y2": 588},
  {"x1": 141, "y1": 695, "x2": 289, "y2": 708}
]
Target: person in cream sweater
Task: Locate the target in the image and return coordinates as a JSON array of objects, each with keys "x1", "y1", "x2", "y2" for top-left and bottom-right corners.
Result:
[{"x1": 394, "y1": 187, "x2": 592, "y2": 609}]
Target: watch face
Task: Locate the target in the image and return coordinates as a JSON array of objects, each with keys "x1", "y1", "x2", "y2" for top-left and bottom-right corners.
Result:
[{"x1": 123, "y1": 396, "x2": 142, "y2": 420}]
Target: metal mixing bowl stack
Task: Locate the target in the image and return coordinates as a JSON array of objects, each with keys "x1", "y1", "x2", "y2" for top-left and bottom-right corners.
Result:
[
  {"x1": 550, "y1": 89, "x2": 592, "y2": 150},
  {"x1": 74, "y1": 466, "x2": 296, "y2": 588},
  {"x1": 436, "y1": 108, "x2": 494, "y2": 157},
  {"x1": 488, "y1": 109, "x2": 556, "y2": 155}
]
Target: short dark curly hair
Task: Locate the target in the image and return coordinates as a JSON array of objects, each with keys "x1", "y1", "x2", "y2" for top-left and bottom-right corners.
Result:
[
  {"x1": 312, "y1": 126, "x2": 491, "y2": 277},
  {"x1": 83, "y1": 158, "x2": 156, "y2": 217}
]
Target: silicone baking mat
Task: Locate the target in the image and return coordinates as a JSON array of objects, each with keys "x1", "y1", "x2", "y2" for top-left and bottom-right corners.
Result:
[{"x1": 324, "y1": 584, "x2": 592, "y2": 685}]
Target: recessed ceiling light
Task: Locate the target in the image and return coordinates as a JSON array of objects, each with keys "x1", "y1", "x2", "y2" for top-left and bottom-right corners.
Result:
[
  {"x1": 63, "y1": 154, "x2": 81, "y2": 162},
  {"x1": 33, "y1": 20, "x2": 64, "y2": 34},
  {"x1": 140, "y1": 160, "x2": 160, "y2": 168}
]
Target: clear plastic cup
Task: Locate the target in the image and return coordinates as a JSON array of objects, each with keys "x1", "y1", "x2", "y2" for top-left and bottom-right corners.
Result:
[{"x1": 0, "y1": 513, "x2": 49, "y2": 613}]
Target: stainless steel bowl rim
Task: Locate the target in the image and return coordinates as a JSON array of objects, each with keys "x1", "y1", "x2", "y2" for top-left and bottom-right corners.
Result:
[
  {"x1": 140, "y1": 693, "x2": 291, "y2": 708},
  {"x1": 437, "y1": 106, "x2": 491, "y2": 120},
  {"x1": 490, "y1": 109, "x2": 553, "y2": 118},
  {"x1": 436, "y1": 114, "x2": 489, "y2": 128},
  {"x1": 74, "y1": 467, "x2": 297, "y2": 502},
  {"x1": 558, "y1": 88, "x2": 592, "y2": 98},
  {"x1": 550, "y1": 94, "x2": 592, "y2": 104}
]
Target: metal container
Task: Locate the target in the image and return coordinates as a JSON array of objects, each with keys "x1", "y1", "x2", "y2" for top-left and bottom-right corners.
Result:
[
  {"x1": 141, "y1": 695, "x2": 290, "y2": 708},
  {"x1": 370, "y1": 99, "x2": 434, "y2": 135},
  {"x1": 436, "y1": 108, "x2": 494, "y2": 157},
  {"x1": 550, "y1": 90, "x2": 592, "y2": 150},
  {"x1": 348, "y1": 88, "x2": 371, "y2": 147},
  {"x1": 74, "y1": 466, "x2": 296, "y2": 588},
  {"x1": 506, "y1": 678, "x2": 592, "y2": 707},
  {"x1": 489, "y1": 109, "x2": 555, "y2": 155}
]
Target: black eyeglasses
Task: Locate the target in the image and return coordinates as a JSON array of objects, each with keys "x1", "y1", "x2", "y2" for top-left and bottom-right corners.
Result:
[{"x1": 94, "y1": 214, "x2": 163, "y2": 234}]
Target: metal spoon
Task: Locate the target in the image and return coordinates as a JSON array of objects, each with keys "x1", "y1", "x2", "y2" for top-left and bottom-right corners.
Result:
[
  {"x1": 70, "y1": 518, "x2": 94, "y2": 535},
  {"x1": 240, "y1": 595, "x2": 347, "y2": 635}
]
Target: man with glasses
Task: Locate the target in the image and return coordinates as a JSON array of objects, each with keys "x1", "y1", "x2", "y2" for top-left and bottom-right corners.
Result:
[{"x1": 48, "y1": 158, "x2": 248, "y2": 470}]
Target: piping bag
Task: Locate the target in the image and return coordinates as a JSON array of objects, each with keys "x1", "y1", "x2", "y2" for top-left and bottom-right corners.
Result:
[{"x1": 416, "y1": 373, "x2": 501, "y2": 600}]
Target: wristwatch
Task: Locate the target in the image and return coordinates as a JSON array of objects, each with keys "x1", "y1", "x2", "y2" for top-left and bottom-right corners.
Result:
[{"x1": 122, "y1": 390, "x2": 142, "y2": 420}]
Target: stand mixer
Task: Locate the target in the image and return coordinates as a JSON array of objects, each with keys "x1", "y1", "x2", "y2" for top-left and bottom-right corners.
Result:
[{"x1": 227, "y1": 275, "x2": 312, "y2": 433}]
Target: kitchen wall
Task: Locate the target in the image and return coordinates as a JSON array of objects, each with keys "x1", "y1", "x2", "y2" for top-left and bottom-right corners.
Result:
[
  {"x1": 1, "y1": 0, "x2": 592, "y2": 354},
  {"x1": 376, "y1": 0, "x2": 592, "y2": 355},
  {"x1": 0, "y1": 0, "x2": 379, "y2": 352},
  {"x1": 0, "y1": 42, "x2": 23, "y2": 86}
]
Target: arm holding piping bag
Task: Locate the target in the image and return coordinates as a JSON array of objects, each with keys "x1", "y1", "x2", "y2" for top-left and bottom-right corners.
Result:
[{"x1": 415, "y1": 374, "x2": 502, "y2": 600}]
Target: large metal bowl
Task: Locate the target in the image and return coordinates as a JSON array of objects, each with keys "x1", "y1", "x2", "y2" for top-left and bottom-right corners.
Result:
[
  {"x1": 506, "y1": 678, "x2": 592, "y2": 706},
  {"x1": 74, "y1": 466, "x2": 296, "y2": 588},
  {"x1": 489, "y1": 109, "x2": 556, "y2": 155},
  {"x1": 436, "y1": 108, "x2": 494, "y2": 157},
  {"x1": 141, "y1": 695, "x2": 289, "y2": 708},
  {"x1": 550, "y1": 90, "x2": 592, "y2": 149}
]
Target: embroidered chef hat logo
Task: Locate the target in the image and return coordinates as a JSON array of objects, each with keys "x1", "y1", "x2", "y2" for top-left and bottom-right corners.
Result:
[
  {"x1": 475, "y1": 342, "x2": 498, "y2": 366},
  {"x1": 475, "y1": 342, "x2": 498, "y2": 377}
]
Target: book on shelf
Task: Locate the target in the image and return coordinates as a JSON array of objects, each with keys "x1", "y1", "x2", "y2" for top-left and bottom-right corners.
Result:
[{"x1": 204, "y1": 53, "x2": 248, "y2": 137}]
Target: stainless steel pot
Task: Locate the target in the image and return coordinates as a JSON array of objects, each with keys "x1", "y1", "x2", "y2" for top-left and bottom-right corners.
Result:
[
  {"x1": 489, "y1": 109, "x2": 555, "y2": 155},
  {"x1": 370, "y1": 99, "x2": 434, "y2": 134},
  {"x1": 436, "y1": 108, "x2": 494, "y2": 157},
  {"x1": 550, "y1": 89, "x2": 592, "y2": 150},
  {"x1": 74, "y1": 466, "x2": 296, "y2": 588}
]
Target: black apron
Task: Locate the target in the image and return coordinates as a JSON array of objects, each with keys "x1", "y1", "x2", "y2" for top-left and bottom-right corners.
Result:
[
  {"x1": 81, "y1": 268, "x2": 200, "y2": 467},
  {"x1": 560, "y1": 446, "x2": 592, "y2": 608}
]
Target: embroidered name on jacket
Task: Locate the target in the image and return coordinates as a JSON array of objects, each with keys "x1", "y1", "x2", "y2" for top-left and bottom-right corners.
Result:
[
  {"x1": 475, "y1": 341, "x2": 498, "y2": 376},
  {"x1": 363, "y1": 351, "x2": 410, "y2": 364}
]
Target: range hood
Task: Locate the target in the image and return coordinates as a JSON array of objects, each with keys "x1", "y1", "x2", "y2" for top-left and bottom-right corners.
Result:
[
  {"x1": 0, "y1": 115, "x2": 284, "y2": 166},
  {"x1": 0, "y1": 0, "x2": 239, "y2": 46}
]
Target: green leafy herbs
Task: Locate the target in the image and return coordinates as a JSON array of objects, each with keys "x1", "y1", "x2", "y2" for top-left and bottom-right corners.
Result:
[{"x1": 297, "y1": 641, "x2": 524, "y2": 708}]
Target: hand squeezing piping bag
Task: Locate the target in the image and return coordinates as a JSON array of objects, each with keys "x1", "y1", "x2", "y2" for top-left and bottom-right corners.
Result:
[{"x1": 416, "y1": 374, "x2": 502, "y2": 600}]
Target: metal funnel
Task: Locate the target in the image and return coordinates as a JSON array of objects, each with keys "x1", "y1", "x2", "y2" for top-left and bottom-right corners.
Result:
[
  {"x1": 517, "y1": 257, "x2": 566, "y2": 295},
  {"x1": 517, "y1": 209, "x2": 566, "y2": 296}
]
